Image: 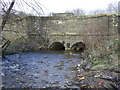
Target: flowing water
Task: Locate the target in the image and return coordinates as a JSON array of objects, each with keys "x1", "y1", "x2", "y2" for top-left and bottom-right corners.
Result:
[{"x1": 2, "y1": 51, "x2": 85, "y2": 88}]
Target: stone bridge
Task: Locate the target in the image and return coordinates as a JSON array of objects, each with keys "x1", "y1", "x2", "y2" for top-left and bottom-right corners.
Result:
[{"x1": 1, "y1": 13, "x2": 119, "y2": 53}]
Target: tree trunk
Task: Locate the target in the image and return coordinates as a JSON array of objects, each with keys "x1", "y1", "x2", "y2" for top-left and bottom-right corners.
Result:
[{"x1": 1, "y1": 0, "x2": 15, "y2": 31}]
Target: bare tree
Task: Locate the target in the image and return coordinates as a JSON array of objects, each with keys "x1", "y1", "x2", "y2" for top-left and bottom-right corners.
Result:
[
  {"x1": 0, "y1": 0, "x2": 47, "y2": 30},
  {"x1": 65, "y1": 8, "x2": 85, "y2": 15},
  {"x1": 0, "y1": 0, "x2": 45, "y2": 52},
  {"x1": 106, "y1": 2, "x2": 118, "y2": 13},
  {"x1": 88, "y1": 9, "x2": 105, "y2": 15}
]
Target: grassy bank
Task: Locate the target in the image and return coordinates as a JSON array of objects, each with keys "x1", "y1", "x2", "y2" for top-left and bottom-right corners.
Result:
[{"x1": 85, "y1": 37, "x2": 119, "y2": 70}]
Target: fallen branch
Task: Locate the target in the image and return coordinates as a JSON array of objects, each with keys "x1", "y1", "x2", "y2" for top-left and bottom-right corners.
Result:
[{"x1": 2, "y1": 40, "x2": 11, "y2": 52}]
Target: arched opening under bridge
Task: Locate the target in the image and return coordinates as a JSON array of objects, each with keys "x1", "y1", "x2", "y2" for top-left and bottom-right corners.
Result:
[
  {"x1": 49, "y1": 42, "x2": 65, "y2": 50},
  {"x1": 71, "y1": 42, "x2": 86, "y2": 52}
]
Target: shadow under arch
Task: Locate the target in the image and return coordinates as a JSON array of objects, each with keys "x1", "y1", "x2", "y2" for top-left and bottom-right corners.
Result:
[
  {"x1": 71, "y1": 42, "x2": 86, "y2": 52},
  {"x1": 49, "y1": 42, "x2": 65, "y2": 50}
]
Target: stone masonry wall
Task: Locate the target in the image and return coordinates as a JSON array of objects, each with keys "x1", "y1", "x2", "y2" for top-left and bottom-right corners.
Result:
[{"x1": 1, "y1": 13, "x2": 119, "y2": 54}]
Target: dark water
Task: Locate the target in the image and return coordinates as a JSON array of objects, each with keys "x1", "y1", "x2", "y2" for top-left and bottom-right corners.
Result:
[{"x1": 2, "y1": 51, "x2": 85, "y2": 88}]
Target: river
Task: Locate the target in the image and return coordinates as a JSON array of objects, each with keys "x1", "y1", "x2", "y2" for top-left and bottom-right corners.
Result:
[{"x1": 2, "y1": 51, "x2": 85, "y2": 88}]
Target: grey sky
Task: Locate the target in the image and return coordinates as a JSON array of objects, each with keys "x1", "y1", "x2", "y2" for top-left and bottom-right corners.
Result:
[
  {"x1": 1, "y1": 0, "x2": 119, "y2": 15},
  {"x1": 39, "y1": 0, "x2": 119, "y2": 13}
]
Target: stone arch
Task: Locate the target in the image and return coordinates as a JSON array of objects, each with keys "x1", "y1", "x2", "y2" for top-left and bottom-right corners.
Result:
[
  {"x1": 71, "y1": 42, "x2": 86, "y2": 52},
  {"x1": 49, "y1": 42, "x2": 65, "y2": 50}
]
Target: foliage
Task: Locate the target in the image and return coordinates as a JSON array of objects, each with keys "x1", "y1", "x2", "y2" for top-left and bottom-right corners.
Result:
[{"x1": 86, "y1": 38, "x2": 119, "y2": 70}]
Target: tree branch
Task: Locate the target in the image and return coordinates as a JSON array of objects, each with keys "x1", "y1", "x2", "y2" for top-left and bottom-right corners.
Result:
[{"x1": 1, "y1": 0, "x2": 15, "y2": 31}]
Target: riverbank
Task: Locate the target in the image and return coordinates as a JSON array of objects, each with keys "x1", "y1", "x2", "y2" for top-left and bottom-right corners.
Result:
[
  {"x1": 74, "y1": 39, "x2": 119, "y2": 89},
  {"x1": 74, "y1": 58, "x2": 119, "y2": 89}
]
